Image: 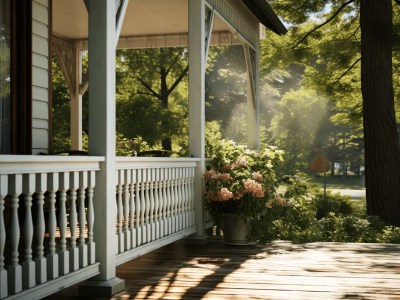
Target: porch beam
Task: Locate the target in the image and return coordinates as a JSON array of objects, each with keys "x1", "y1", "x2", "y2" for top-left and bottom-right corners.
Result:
[
  {"x1": 187, "y1": 0, "x2": 208, "y2": 244},
  {"x1": 73, "y1": 31, "x2": 242, "y2": 50},
  {"x1": 83, "y1": 0, "x2": 124, "y2": 295}
]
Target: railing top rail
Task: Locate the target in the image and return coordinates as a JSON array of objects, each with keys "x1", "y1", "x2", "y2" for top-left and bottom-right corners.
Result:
[
  {"x1": 115, "y1": 156, "x2": 200, "y2": 170},
  {"x1": 0, "y1": 155, "x2": 104, "y2": 174}
]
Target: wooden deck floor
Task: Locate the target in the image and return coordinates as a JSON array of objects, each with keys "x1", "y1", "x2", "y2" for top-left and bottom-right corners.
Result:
[{"x1": 47, "y1": 237, "x2": 400, "y2": 299}]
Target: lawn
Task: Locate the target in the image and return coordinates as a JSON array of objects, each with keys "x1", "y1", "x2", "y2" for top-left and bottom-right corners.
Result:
[{"x1": 308, "y1": 175, "x2": 365, "y2": 190}]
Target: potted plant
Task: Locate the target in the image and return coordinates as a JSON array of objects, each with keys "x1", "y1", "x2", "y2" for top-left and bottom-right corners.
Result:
[{"x1": 204, "y1": 140, "x2": 283, "y2": 244}]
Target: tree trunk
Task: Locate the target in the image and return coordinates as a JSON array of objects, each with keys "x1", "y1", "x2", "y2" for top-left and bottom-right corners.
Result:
[
  {"x1": 330, "y1": 162, "x2": 335, "y2": 177},
  {"x1": 160, "y1": 60, "x2": 172, "y2": 152},
  {"x1": 162, "y1": 138, "x2": 172, "y2": 152},
  {"x1": 361, "y1": 0, "x2": 400, "y2": 225}
]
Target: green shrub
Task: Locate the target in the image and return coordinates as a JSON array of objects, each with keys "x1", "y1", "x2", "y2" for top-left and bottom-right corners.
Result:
[
  {"x1": 338, "y1": 216, "x2": 371, "y2": 242},
  {"x1": 256, "y1": 173, "x2": 400, "y2": 244},
  {"x1": 280, "y1": 174, "x2": 310, "y2": 200},
  {"x1": 312, "y1": 192, "x2": 353, "y2": 220},
  {"x1": 376, "y1": 226, "x2": 400, "y2": 243}
]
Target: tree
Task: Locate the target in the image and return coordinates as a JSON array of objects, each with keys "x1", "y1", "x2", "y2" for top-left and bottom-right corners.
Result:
[
  {"x1": 52, "y1": 56, "x2": 72, "y2": 152},
  {"x1": 270, "y1": 88, "x2": 328, "y2": 174},
  {"x1": 205, "y1": 45, "x2": 248, "y2": 143},
  {"x1": 267, "y1": 0, "x2": 400, "y2": 225},
  {"x1": 117, "y1": 48, "x2": 189, "y2": 151},
  {"x1": 360, "y1": 0, "x2": 400, "y2": 225}
]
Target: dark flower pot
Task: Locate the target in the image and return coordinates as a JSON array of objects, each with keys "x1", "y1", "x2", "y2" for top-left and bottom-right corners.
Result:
[{"x1": 220, "y1": 213, "x2": 256, "y2": 245}]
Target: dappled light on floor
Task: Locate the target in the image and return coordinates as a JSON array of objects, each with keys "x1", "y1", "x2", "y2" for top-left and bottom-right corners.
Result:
[{"x1": 49, "y1": 238, "x2": 400, "y2": 299}]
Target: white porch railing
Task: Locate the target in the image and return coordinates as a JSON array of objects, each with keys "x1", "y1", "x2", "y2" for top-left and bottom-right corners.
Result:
[
  {"x1": 115, "y1": 157, "x2": 199, "y2": 265},
  {"x1": 0, "y1": 155, "x2": 103, "y2": 300}
]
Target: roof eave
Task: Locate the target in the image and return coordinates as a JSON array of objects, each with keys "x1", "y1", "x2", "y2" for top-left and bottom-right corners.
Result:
[{"x1": 241, "y1": 0, "x2": 287, "y2": 35}]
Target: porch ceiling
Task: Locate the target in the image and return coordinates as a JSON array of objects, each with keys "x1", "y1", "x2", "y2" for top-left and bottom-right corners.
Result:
[{"x1": 52, "y1": 0, "x2": 232, "y2": 40}]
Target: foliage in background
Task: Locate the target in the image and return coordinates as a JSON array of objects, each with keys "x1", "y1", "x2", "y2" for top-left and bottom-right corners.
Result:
[
  {"x1": 52, "y1": 56, "x2": 71, "y2": 153},
  {"x1": 269, "y1": 88, "x2": 328, "y2": 174},
  {"x1": 116, "y1": 48, "x2": 189, "y2": 152},
  {"x1": 206, "y1": 45, "x2": 248, "y2": 143},
  {"x1": 256, "y1": 175, "x2": 400, "y2": 244}
]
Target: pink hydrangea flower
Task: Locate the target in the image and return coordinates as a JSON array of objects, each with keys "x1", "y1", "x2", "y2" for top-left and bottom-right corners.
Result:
[
  {"x1": 232, "y1": 157, "x2": 248, "y2": 168},
  {"x1": 243, "y1": 179, "x2": 265, "y2": 198},
  {"x1": 252, "y1": 172, "x2": 264, "y2": 183},
  {"x1": 217, "y1": 188, "x2": 233, "y2": 201},
  {"x1": 203, "y1": 170, "x2": 216, "y2": 181}
]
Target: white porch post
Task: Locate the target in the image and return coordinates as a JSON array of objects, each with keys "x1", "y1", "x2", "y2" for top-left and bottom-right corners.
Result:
[
  {"x1": 244, "y1": 44, "x2": 260, "y2": 151},
  {"x1": 70, "y1": 43, "x2": 83, "y2": 151},
  {"x1": 187, "y1": 0, "x2": 208, "y2": 244},
  {"x1": 80, "y1": 0, "x2": 124, "y2": 295},
  {"x1": 256, "y1": 48, "x2": 261, "y2": 151}
]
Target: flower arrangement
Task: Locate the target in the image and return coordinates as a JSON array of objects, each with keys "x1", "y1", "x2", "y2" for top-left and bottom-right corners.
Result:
[{"x1": 204, "y1": 140, "x2": 283, "y2": 229}]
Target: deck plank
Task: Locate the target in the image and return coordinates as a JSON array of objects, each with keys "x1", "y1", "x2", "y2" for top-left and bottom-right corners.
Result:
[{"x1": 46, "y1": 237, "x2": 400, "y2": 299}]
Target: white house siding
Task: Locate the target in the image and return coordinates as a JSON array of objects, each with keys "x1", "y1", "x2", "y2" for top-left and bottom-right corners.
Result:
[{"x1": 32, "y1": 0, "x2": 50, "y2": 154}]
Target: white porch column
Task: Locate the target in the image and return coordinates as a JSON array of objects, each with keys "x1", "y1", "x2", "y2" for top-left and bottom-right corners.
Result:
[
  {"x1": 256, "y1": 48, "x2": 261, "y2": 151},
  {"x1": 187, "y1": 0, "x2": 208, "y2": 244},
  {"x1": 70, "y1": 43, "x2": 83, "y2": 151},
  {"x1": 244, "y1": 44, "x2": 260, "y2": 151},
  {"x1": 80, "y1": 0, "x2": 124, "y2": 296}
]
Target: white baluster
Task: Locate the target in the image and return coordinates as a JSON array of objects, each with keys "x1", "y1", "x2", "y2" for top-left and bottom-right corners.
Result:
[
  {"x1": 87, "y1": 171, "x2": 96, "y2": 264},
  {"x1": 154, "y1": 168, "x2": 160, "y2": 240},
  {"x1": 0, "y1": 175, "x2": 8, "y2": 298},
  {"x1": 176, "y1": 168, "x2": 182, "y2": 231},
  {"x1": 78, "y1": 171, "x2": 88, "y2": 267},
  {"x1": 166, "y1": 168, "x2": 172, "y2": 235},
  {"x1": 182, "y1": 167, "x2": 188, "y2": 229},
  {"x1": 190, "y1": 167, "x2": 196, "y2": 226},
  {"x1": 69, "y1": 172, "x2": 79, "y2": 271},
  {"x1": 8, "y1": 174, "x2": 22, "y2": 294},
  {"x1": 123, "y1": 169, "x2": 131, "y2": 251},
  {"x1": 149, "y1": 169, "x2": 155, "y2": 241},
  {"x1": 130, "y1": 169, "x2": 136, "y2": 248},
  {"x1": 178, "y1": 168, "x2": 184, "y2": 230},
  {"x1": 177, "y1": 168, "x2": 183, "y2": 231},
  {"x1": 59, "y1": 172, "x2": 70, "y2": 275},
  {"x1": 158, "y1": 169, "x2": 166, "y2": 238},
  {"x1": 143, "y1": 169, "x2": 149, "y2": 243},
  {"x1": 35, "y1": 173, "x2": 47, "y2": 284},
  {"x1": 171, "y1": 168, "x2": 177, "y2": 233},
  {"x1": 174, "y1": 168, "x2": 179, "y2": 232},
  {"x1": 116, "y1": 170, "x2": 124, "y2": 253},
  {"x1": 22, "y1": 174, "x2": 36, "y2": 289},
  {"x1": 186, "y1": 167, "x2": 192, "y2": 227},
  {"x1": 185, "y1": 167, "x2": 190, "y2": 228},
  {"x1": 47, "y1": 172, "x2": 59, "y2": 280},
  {"x1": 136, "y1": 169, "x2": 142, "y2": 246}
]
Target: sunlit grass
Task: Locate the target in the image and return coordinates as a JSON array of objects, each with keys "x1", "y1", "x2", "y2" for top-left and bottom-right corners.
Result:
[{"x1": 308, "y1": 175, "x2": 365, "y2": 190}]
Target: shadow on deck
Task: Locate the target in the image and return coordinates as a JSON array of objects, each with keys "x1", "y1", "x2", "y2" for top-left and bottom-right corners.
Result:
[{"x1": 46, "y1": 237, "x2": 400, "y2": 299}]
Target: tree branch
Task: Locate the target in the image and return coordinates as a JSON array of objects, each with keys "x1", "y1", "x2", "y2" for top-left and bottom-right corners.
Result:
[
  {"x1": 135, "y1": 91, "x2": 159, "y2": 97},
  {"x1": 292, "y1": 0, "x2": 356, "y2": 49},
  {"x1": 165, "y1": 50, "x2": 185, "y2": 76},
  {"x1": 332, "y1": 57, "x2": 361, "y2": 84},
  {"x1": 136, "y1": 77, "x2": 161, "y2": 100},
  {"x1": 167, "y1": 66, "x2": 189, "y2": 96}
]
